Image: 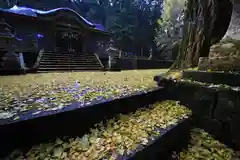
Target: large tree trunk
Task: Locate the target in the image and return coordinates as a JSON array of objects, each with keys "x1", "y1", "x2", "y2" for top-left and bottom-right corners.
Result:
[{"x1": 171, "y1": 0, "x2": 217, "y2": 69}]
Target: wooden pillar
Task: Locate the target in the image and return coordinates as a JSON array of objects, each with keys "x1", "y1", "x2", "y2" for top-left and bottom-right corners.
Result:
[
  {"x1": 82, "y1": 34, "x2": 88, "y2": 53},
  {"x1": 53, "y1": 30, "x2": 57, "y2": 52}
]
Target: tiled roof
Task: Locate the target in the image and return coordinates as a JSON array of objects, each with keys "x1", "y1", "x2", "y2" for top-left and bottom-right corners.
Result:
[{"x1": 0, "y1": 5, "x2": 106, "y2": 32}]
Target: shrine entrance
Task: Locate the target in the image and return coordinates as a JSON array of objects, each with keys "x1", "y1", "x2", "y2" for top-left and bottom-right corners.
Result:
[
  {"x1": 69, "y1": 35, "x2": 83, "y2": 53},
  {"x1": 55, "y1": 31, "x2": 83, "y2": 53},
  {"x1": 55, "y1": 31, "x2": 68, "y2": 53}
]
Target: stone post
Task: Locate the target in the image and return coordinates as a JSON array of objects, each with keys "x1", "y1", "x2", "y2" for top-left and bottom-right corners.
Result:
[{"x1": 18, "y1": 52, "x2": 25, "y2": 69}]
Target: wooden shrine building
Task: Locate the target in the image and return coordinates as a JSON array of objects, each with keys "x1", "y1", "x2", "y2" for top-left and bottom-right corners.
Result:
[{"x1": 0, "y1": 5, "x2": 111, "y2": 73}]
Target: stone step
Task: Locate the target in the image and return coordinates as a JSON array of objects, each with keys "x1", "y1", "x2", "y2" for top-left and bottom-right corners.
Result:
[
  {"x1": 42, "y1": 55, "x2": 96, "y2": 59},
  {"x1": 37, "y1": 67, "x2": 102, "y2": 71},
  {"x1": 39, "y1": 64, "x2": 100, "y2": 68},
  {"x1": 44, "y1": 52, "x2": 94, "y2": 54},
  {"x1": 43, "y1": 55, "x2": 96, "y2": 59},
  {"x1": 38, "y1": 63, "x2": 100, "y2": 67},
  {"x1": 41, "y1": 55, "x2": 92, "y2": 59},
  {"x1": 43, "y1": 52, "x2": 96, "y2": 57},
  {"x1": 0, "y1": 88, "x2": 191, "y2": 159},
  {"x1": 35, "y1": 51, "x2": 102, "y2": 72},
  {"x1": 38, "y1": 62, "x2": 102, "y2": 67},
  {"x1": 41, "y1": 57, "x2": 96, "y2": 61},
  {"x1": 182, "y1": 70, "x2": 240, "y2": 87},
  {"x1": 37, "y1": 53, "x2": 102, "y2": 72},
  {"x1": 40, "y1": 59, "x2": 97, "y2": 63},
  {"x1": 40, "y1": 59, "x2": 98, "y2": 63},
  {"x1": 38, "y1": 65, "x2": 101, "y2": 68},
  {"x1": 39, "y1": 62, "x2": 99, "y2": 66},
  {"x1": 39, "y1": 60, "x2": 99, "y2": 64}
]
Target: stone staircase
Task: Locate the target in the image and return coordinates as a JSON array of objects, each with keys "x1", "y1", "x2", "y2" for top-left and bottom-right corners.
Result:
[
  {"x1": 37, "y1": 52, "x2": 104, "y2": 72},
  {"x1": 1, "y1": 70, "x2": 240, "y2": 158}
]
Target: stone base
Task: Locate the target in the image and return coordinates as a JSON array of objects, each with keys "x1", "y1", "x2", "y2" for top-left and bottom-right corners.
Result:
[
  {"x1": 0, "y1": 51, "x2": 24, "y2": 74},
  {"x1": 199, "y1": 39, "x2": 240, "y2": 72},
  {"x1": 198, "y1": 56, "x2": 240, "y2": 72}
]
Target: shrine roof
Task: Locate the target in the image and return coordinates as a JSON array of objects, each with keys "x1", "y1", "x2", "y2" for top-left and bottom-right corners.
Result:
[{"x1": 0, "y1": 5, "x2": 106, "y2": 33}]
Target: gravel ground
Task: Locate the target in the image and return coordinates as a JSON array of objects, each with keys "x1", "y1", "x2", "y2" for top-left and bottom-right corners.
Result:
[
  {"x1": 5, "y1": 100, "x2": 190, "y2": 160},
  {"x1": 0, "y1": 69, "x2": 167, "y2": 120}
]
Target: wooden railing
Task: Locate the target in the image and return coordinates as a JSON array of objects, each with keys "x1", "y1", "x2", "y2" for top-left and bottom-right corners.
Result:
[
  {"x1": 107, "y1": 48, "x2": 150, "y2": 60},
  {"x1": 94, "y1": 53, "x2": 104, "y2": 69},
  {"x1": 32, "y1": 49, "x2": 44, "y2": 69}
]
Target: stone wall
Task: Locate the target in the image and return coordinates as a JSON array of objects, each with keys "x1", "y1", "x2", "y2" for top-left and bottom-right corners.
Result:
[
  {"x1": 0, "y1": 51, "x2": 24, "y2": 74},
  {"x1": 100, "y1": 57, "x2": 173, "y2": 70}
]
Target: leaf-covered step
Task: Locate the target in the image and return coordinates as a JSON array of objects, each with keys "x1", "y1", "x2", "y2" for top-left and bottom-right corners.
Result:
[
  {"x1": 154, "y1": 72, "x2": 240, "y2": 91},
  {"x1": 177, "y1": 128, "x2": 237, "y2": 160},
  {"x1": 1, "y1": 70, "x2": 163, "y2": 120},
  {"x1": 154, "y1": 75, "x2": 240, "y2": 149},
  {"x1": 182, "y1": 70, "x2": 240, "y2": 87},
  {"x1": 4, "y1": 101, "x2": 191, "y2": 160},
  {"x1": 0, "y1": 88, "x2": 165, "y2": 158}
]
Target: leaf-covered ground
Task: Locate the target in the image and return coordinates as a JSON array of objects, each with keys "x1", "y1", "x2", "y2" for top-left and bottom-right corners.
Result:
[
  {"x1": 178, "y1": 128, "x2": 236, "y2": 160},
  {"x1": 0, "y1": 69, "x2": 167, "y2": 120},
  {"x1": 6, "y1": 100, "x2": 191, "y2": 160}
]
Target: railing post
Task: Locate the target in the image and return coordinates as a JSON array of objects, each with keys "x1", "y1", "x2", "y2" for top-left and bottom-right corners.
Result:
[
  {"x1": 18, "y1": 52, "x2": 25, "y2": 69},
  {"x1": 108, "y1": 55, "x2": 112, "y2": 69},
  {"x1": 119, "y1": 50, "x2": 122, "y2": 58}
]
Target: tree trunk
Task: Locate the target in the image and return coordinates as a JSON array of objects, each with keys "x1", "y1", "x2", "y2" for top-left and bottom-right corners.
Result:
[{"x1": 171, "y1": 0, "x2": 217, "y2": 69}]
